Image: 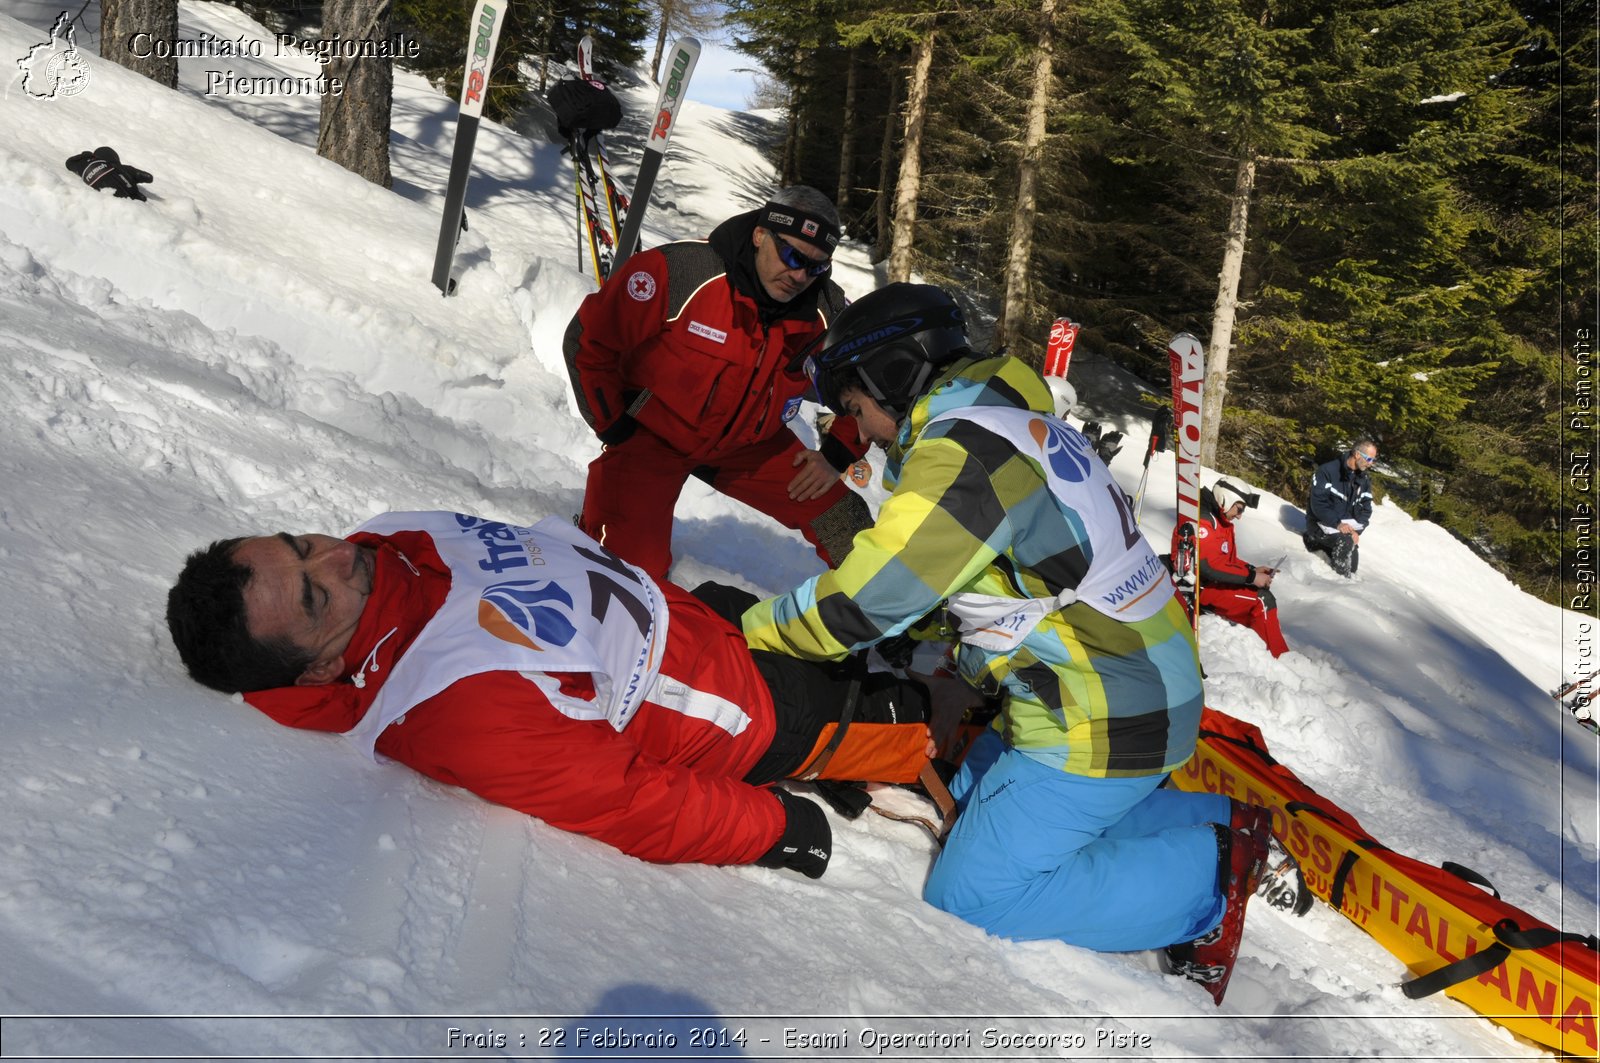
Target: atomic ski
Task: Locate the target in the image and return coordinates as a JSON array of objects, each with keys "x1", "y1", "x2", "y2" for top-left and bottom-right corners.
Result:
[
  {"x1": 430, "y1": 0, "x2": 507, "y2": 295},
  {"x1": 612, "y1": 36, "x2": 701, "y2": 274},
  {"x1": 1168, "y1": 333, "x2": 1205, "y2": 632}
]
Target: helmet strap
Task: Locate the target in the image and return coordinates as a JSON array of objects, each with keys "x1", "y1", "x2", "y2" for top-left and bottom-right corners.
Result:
[{"x1": 858, "y1": 360, "x2": 933, "y2": 420}]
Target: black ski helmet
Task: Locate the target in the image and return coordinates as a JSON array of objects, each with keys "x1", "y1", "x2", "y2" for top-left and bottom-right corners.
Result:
[{"x1": 804, "y1": 283, "x2": 972, "y2": 418}]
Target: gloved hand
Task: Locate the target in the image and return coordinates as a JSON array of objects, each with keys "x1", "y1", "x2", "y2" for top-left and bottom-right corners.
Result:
[
  {"x1": 65, "y1": 147, "x2": 153, "y2": 201},
  {"x1": 596, "y1": 414, "x2": 637, "y2": 446},
  {"x1": 595, "y1": 390, "x2": 643, "y2": 446},
  {"x1": 876, "y1": 633, "x2": 917, "y2": 670},
  {"x1": 754, "y1": 790, "x2": 831, "y2": 879}
]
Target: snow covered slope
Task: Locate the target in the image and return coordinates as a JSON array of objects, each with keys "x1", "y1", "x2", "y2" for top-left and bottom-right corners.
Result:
[{"x1": 1, "y1": 3, "x2": 1593, "y2": 1058}]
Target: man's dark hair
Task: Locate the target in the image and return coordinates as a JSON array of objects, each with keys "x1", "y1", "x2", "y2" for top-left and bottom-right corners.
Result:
[{"x1": 166, "y1": 538, "x2": 312, "y2": 694}]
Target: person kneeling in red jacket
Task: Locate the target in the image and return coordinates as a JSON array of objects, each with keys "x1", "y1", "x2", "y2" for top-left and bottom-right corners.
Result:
[
  {"x1": 165, "y1": 511, "x2": 940, "y2": 878},
  {"x1": 1178, "y1": 482, "x2": 1290, "y2": 658}
]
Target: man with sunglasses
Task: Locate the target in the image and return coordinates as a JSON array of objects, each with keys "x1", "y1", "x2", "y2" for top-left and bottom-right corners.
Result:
[
  {"x1": 1303, "y1": 439, "x2": 1378, "y2": 576},
  {"x1": 562, "y1": 185, "x2": 872, "y2": 580}
]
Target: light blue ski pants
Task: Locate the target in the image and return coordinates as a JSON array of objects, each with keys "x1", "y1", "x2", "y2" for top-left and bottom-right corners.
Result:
[{"x1": 924, "y1": 730, "x2": 1232, "y2": 952}]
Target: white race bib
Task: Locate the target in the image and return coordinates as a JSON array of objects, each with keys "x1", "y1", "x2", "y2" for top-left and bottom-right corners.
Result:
[{"x1": 342, "y1": 512, "x2": 669, "y2": 758}]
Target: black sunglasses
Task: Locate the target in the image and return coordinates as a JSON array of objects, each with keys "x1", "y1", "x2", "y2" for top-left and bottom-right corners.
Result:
[{"x1": 770, "y1": 232, "x2": 832, "y2": 277}]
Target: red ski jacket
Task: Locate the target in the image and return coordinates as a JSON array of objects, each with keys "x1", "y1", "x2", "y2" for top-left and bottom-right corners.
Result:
[
  {"x1": 565, "y1": 212, "x2": 865, "y2": 467},
  {"x1": 1175, "y1": 495, "x2": 1256, "y2": 589},
  {"x1": 244, "y1": 528, "x2": 788, "y2": 866}
]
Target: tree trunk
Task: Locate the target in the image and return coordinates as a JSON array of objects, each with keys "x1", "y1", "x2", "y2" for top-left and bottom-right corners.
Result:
[
  {"x1": 781, "y1": 99, "x2": 800, "y2": 185},
  {"x1": 887, "y1": 30, "x2": 936, "y2": 284},
  {"x1": 538, "y1": 22, "x2": 552, "y2": 92},
  {"x1": 836, "y1": 49, "x2": 860, "y2": 220},
  {"x1": 316, "y1": 0, "x2": 394, "y2": 189},
  {"x1": 872, "y1": 72, "x2": 901, "y2": 262},
  {"x1": 1200, "y1": 151, "x2": 1257, "y2": 468},
  {"x1": 996, "y1": 0, "x2": 1057, "y2": 348},
  {"x1": 100, "y1": 0, "x2": 177, "y2": 87},
  {"x1": 650, "y1": 0, "x2": 673, "y2": 83}
]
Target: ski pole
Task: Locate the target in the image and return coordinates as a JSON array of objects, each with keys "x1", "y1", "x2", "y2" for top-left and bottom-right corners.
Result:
[{"x1": 1132, "y1": 408, "x2": 1171, "y2": 524}]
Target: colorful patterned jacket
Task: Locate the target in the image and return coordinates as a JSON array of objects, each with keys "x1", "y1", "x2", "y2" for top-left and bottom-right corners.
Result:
[{"x1": 743, "y1": 356, "x2": 1204, "y2": 778}]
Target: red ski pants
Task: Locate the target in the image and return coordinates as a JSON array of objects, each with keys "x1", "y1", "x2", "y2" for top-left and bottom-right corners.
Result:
[
  {"x1": 580, "y1": 427, "x2": 870, "y2": 579},
  {"x1": 1198, "y1": 585, "x2": 1290, "y2": 658}
]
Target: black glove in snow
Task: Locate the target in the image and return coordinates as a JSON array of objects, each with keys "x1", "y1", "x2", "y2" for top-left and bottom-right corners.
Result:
[
  {"x1": 65, "y1": 147, "x2": 153, "y2": 201},
  {"x1": 755, "y1": 790, "x2": 831, "y2": 879}
]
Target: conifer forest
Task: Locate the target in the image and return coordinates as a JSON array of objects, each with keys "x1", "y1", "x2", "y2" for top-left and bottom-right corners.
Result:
[{"x1": 244, "y1": 0, "x2": 1595, "y2": 603}]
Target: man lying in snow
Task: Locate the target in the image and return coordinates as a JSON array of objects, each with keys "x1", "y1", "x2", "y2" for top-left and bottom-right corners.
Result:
[{"x1": 165, "y1": 511, "x2": 942, "y2": 879}]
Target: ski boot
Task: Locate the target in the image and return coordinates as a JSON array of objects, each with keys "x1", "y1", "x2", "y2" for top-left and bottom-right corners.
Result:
[
  {"x1": 1234, "y1": 803, "x2": 1313, "y2": 917},
  {"x1": 1163, "y1": 811, "x2": 1270, "y2": 1005}
]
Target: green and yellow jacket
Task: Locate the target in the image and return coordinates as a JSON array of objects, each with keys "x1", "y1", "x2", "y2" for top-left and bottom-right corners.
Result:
[{"x1": 742, "y1": 355, "x2": 1203, "y2": 778}]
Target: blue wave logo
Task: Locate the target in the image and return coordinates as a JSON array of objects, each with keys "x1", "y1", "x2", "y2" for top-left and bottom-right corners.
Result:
[
  {"x1": 478, "y1": 580, "x2": 577, "y2": 650},
  {"x1": 1031, "y1": 418, "x2": 1094, "y2": 482}
]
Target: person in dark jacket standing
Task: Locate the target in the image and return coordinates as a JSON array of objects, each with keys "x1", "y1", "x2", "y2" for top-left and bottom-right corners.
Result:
[
  {"x1": 562, "y1": 185, "x2": 871, "y2": 579},
  {"x1": 1303, "y1": 439, "x2": 1377, "y2": 576}
]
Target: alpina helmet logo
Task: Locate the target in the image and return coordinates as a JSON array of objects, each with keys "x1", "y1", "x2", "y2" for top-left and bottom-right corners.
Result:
[
  {"x1": 834, "y1": 316, "x2": 923, "y2": 359},
  {"x1": 478, "y1": 580, "x2": 578, "y2": 650}
]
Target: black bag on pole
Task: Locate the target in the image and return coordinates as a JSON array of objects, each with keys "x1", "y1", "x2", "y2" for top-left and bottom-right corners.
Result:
[{"x1": 547, "y1": 78, "x2": 622, "y2": 137}]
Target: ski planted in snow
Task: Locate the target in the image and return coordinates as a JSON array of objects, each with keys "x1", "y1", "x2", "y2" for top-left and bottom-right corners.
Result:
[
  {"x1": 1041, "y1": 316, "x2": 1080, "y2": 418},
  {"x1": 430, "y1": 0, "x2": 507, "y2": 296},
  {"x1": 1168, "y1": 333, "x2": 1205, "y2": 632},
  {"x1": 611, "y1": 36, "x2": 701, "y2": 275},
  {"x1": 568, "y1": 134, "x2": 616, "y2": 282},
  {"x1": 1043, "y1": 317, "x2": 1080, "y2": 378},
  {"x1": 576, "y1": 31, "x2": 594, "y2": 79},
  {"x1": 551, "y1": 35, "x2": 629, "y2": 283}
]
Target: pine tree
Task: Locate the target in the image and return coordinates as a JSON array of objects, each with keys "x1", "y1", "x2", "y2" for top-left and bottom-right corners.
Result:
[
  {"x1": 995, "y1": 0, "x2": 1060, "y2": 348},
  {"x1": 647, "y1": 0, "x2": 722, "y2": 83},
  {"x1": 1082, "y1": 0, "x2": 1330, "y2": 468}
]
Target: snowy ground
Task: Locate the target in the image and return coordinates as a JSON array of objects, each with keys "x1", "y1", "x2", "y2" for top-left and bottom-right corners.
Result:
[{"x1": 1, "y1": 3, "x2": 1595, "y2": 1059}]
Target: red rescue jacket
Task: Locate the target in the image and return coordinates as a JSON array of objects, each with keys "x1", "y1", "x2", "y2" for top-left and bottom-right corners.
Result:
[
  {"x1": 566, "y1": 212, "x2": 865, "y2": 466},
  {"x1": 244, "y1": 529, "x2": 787, "y2": 866},
  {"x1": 1175, "y1": 491, "x2": 1255, "y2": 588}
]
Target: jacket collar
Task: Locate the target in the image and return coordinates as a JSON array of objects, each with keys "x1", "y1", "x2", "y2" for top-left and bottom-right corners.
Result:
[{"x1": 243, "y1": 530, "x2": 449, "y2": 732}]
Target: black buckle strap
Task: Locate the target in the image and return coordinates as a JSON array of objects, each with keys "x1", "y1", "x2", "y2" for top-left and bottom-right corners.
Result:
[
  {"x1": 1402, "y1": 917, "x2": 1600, "y2": 999},
  {"x1": 795, "y1": 654, "x2": 864, "y2": 780}
]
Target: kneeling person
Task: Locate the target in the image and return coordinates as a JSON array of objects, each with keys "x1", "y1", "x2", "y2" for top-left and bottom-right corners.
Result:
[
  {"x1": 165, "y1": 511, "x2": 937, "y2": 878},
  {"x1": 743, "y1": 285, "x2": 1307, "y2": 1003}
]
